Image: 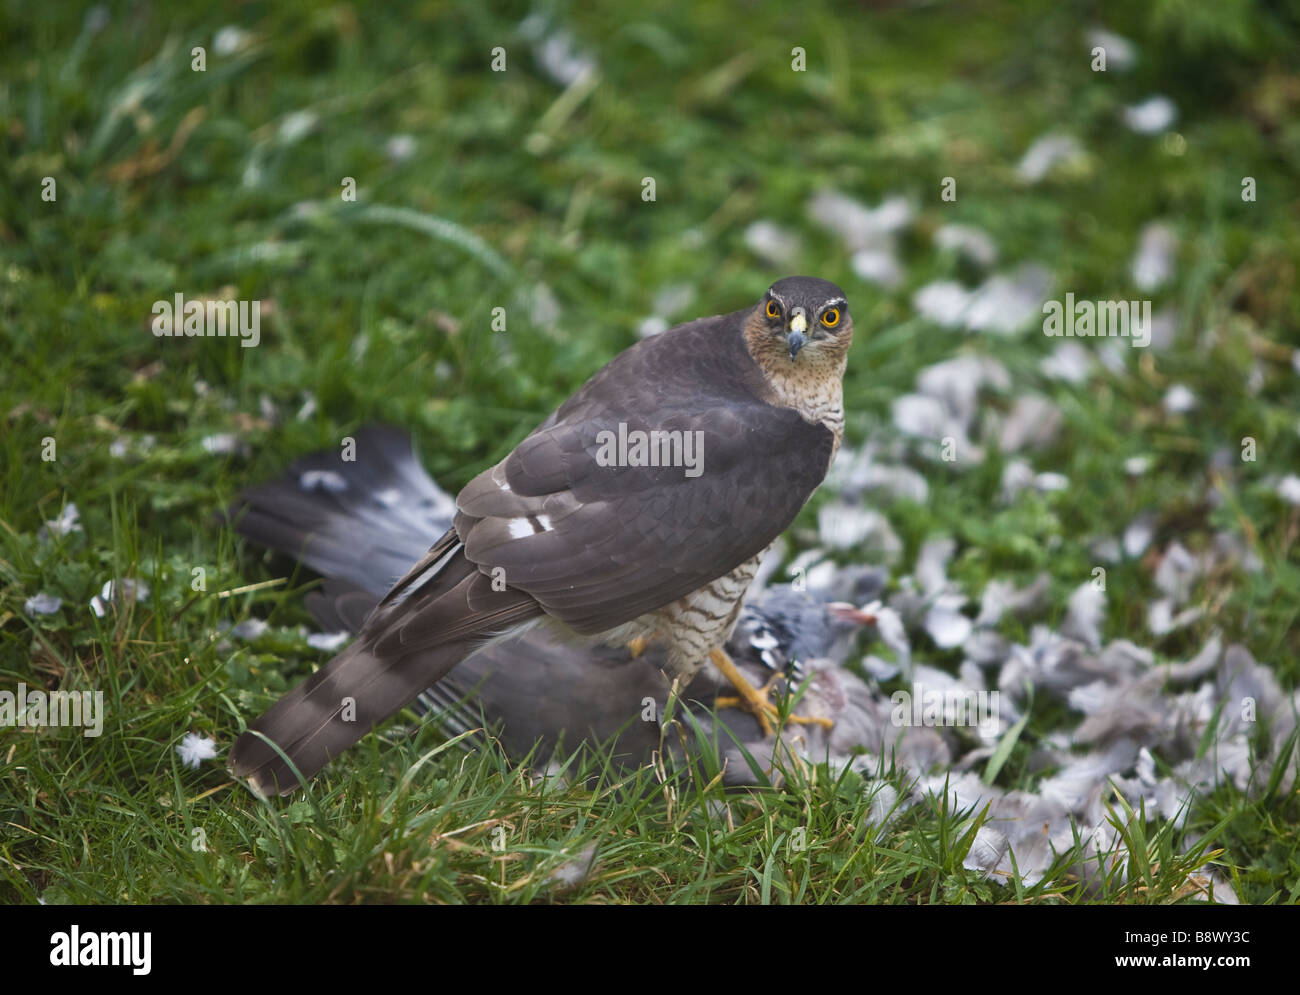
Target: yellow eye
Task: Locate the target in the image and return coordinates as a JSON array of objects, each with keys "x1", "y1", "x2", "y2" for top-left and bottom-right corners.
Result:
[
  {"x1": 821, "y1": 308, "x2": 840, "y2": 328},
  {"x1": 766, "y1": 299, "x2": 780, "y2": 319}
]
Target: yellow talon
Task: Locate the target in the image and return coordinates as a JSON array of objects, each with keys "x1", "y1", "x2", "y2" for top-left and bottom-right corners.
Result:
[{"x1": 708, "y1": 648, "x2": 834, "y2": 735}]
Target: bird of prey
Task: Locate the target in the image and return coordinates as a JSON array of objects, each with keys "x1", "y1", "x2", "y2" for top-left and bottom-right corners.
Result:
[
  {"x1": 229, "y1": 276, "x2": 854, "y2": 796},
  {"x1": 226, "y1": 423, "x2": 881, "y2": 779}
]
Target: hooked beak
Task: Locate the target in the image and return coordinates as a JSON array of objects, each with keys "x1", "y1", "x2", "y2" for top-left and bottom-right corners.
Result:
[{"x1": 787, "y1": 311, "x2": 808, "y2": 360}]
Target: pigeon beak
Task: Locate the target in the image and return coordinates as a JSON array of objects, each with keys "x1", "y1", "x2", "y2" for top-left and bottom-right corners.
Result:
[
  {"x1": 827, "y1": 602, "x2": 876, "y2": 625},
  {"x1": 787, "y1": 312, "x2": 808, "y2": 360}
]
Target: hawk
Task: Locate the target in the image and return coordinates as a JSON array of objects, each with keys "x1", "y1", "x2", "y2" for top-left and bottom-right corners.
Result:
[
  {"x1": 229, "y1": 276, "x2": 854, "y2": 795},
  {"x1": 226, "y1": 422, "x2": 881, "y2": 776}
]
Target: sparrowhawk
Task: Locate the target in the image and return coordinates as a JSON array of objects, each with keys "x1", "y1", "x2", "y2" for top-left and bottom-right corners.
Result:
[{"x1": 229, "y1": 276, "x2": 854, "y2": 795}]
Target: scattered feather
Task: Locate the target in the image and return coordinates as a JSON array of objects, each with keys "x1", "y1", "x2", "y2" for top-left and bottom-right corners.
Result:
[
  {"x1": 277, "y1": 110, "x2": 318, "y2": 145},
  {"x1": 1123, "y1": 513, "x2": 1156, "y2": 558},
  {"x1": 90, "y1": 578, "x2": 149, "y2": 619},
  {"x1": 1274, "y1": 475, "x2": 1300, "y2": 505},
  {"x1": 385, "y1": 134, "x2": 417, "y2": 164},
  {"x1": 1124, "y1": 455, "x2": 1151, "y2": 476},
  {"x1": 914, "y1": 536, "x2": 956, "y2": 596},
  {"x1": 829, "y1": 446, "x2": 931, "y2": 504},
  {"x1": 1063, "y1": 583, "x2": 1106, "y2": 649},
  {"x1": 176, "y1": 733, "x2": 218, "y2": 769},
  {"x1": 1088, "y1": 535, "x2": 1122, "y2": 564},
  {"x1": 817, "y1": 503, "x2": 903, "y2": 562},
  {"x1": 743, "y1": 221, "x2": 800, "y2": 266},
  {"x1": 1016, "y1": 133, "x2": 1086, "y2": 183},
  {"x1": 1132, "y1": 222, "x2": 1177, "y2": 290},
  {"x1": 912, "y1": 281, "x2": 971, "y2": 327},
  {"x1": 306, "y1": 631, "x2": 350, "y2": 652},
  {"x1": 863, "y1": 601, "x2": 910, "y2": 670},
  {"x1": 546, "y1": 843, "x2": 599, "y2": 893},
  {"x1": 1122, "y1": 96, "x2": 1177, "y2": 135},
  {"x1": 1040, "y1": 341, "x2": 1093, "y2": 384},
  {"x1": 25, "y1": 593, "x2": 63, "y2": 616},
  {"x1": 1086, "y1": 28, "x2": 1137, "y2": 71},
  {"x1": 1000, "y1": 459, "x2": 1035, "y2": 502},
  {"x1": 519, "y1": 14, "x2": 598, "y2": 88},
  {"x1": 1153, "y1": 542, "x2": 1201, "y2": 602},
  {"x1": 201, "y1": 433, "x2": 242, "y2": 455},
  {"x1": 933, "y1": 223, "x2": 998, "y2": 267},
  {"x1": 850, "y1": 248, "x2": 904, "y2": 289},
  {"x1": 1034, "y1": 471, "x2": 1069, "y2": 492},
  {"x1": 806, "y1": 190, "x2": 911, "y2": 251},
  {"x1": 232, "y1": 618, "x2": 269, "y2": 641},
  {"x1": 39, "y1": 503, "x2": 83, "y2": 541},
  {"x1": 862, "y1": 654, "x2": 901, "y2": 681},
  {"x1": 891, "y1": 393, "x2": 949, "y2": 439},
  {"x1": 918, "y1": 354, "x2": 1010, "y2": 423},
  {"x1": 527, "y1": 282, "x2": 561, "y2": 330},
  {"x1": 1148, "y1": 599, "x2": 1204, "y2": 637},
  {"x1": 1163, "y1": 383, "x2": 1197, "y2": 414},
  {"x1": 213, "y1": 26, "x2": 249, "y2": 56},
  {"x1": 925, "y1": 593, "x2": 973, "y2": 649},
  {"x1": 637, "y1": 316, "x2": 669, "y2": 338},
  {"x1": 994, "y1": 394, "x2": 1063, "y2": 452},
  {"x1": 964, "y1": 264, "x2": 1053, "y2": 335}
]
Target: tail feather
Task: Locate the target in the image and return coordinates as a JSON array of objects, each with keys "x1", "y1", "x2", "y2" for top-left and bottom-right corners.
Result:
[
  {"x1": 227, "y1": 428, "x2": 551, "y2": 794},
  {"x1": 229, "y1": 531, "x2": 540, "y2": 794},
  {"x1": 228, "y1": 637, "x2": 478, "y2": 796},
  {"x1": 304, "y1": 581, "x2": 376, "y2": 634},
  {"x1": 227, "y1": 425, "x2": 450, "y2": 597}
]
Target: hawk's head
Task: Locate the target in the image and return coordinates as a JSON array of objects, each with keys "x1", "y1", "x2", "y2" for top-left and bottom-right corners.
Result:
[{"x1": 757, "y1": 276, "x2": 852, "y2": 363}]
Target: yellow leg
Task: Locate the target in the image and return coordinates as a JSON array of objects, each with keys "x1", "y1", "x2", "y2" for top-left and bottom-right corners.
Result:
[
  {"x1": 715, "y1": 673, "x2": 782, "y2": 713},
  {"x1": 708, "y1": 648, "x2": 833, "y2": 735},
  {"x1": 627, "y1": 636, "x2": 649, "y2": 658}
]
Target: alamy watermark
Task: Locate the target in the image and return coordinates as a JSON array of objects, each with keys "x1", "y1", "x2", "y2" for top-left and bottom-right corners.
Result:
[
  {"x1": 50, "y1": 926, "x2": 150, "y2": 975},
  {"x1": 151, "y1": 293, "x2": 261, "y2": 347},
  {"x1": 1043, "y1": 293, "x2": 1151, "y2": 347},
  {"x1": 891, "y1": 685, "x2": 1000, "y2": 739},
  {"x1": 595, "y1": 423, "x2": 704, "y2": 478},
  {"x1": 1, "y1": 683, "x2": 104, "y2": 736}
]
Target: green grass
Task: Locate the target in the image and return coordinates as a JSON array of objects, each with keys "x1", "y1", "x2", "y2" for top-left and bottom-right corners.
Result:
[{"x1": 1, "y1": 0, "x2": 1298, "y2": 903}]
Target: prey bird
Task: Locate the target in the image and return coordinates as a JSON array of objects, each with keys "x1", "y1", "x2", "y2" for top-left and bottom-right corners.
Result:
[{"x1": 228, "y1": 276, "x2": 854, "y2": 795}]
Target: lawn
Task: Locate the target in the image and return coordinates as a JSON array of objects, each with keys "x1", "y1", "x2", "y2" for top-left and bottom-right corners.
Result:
[{"x1": 1, "y1": 0, "x2": 1298, "y2": 904}]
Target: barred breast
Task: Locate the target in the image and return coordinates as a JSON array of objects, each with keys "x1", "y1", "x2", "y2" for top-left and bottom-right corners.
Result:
[{"x1": 650, "y1": 549, "x2": 768, "y2": 679}]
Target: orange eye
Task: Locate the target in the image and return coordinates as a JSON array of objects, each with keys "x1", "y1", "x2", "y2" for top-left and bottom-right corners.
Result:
[
  {"x1": 766, "y1": 299, "x2": 780, "y2": 319},
  {"x1": 821, "y1": 308, "x2": 840, "y2": 327}
]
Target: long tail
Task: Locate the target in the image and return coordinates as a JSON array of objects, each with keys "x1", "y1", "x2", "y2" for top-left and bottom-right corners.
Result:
[
  {"x1": 228, "y1": 635, "x2": 479, "y2": 796},
  {"x1": 226, "y1": 430, "x2": 541, "y2": 794}
]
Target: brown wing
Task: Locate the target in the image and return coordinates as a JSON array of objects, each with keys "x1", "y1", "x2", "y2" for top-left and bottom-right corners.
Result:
[{"x1": 450, "y1": 312, "x2": 835, "y2": 634}]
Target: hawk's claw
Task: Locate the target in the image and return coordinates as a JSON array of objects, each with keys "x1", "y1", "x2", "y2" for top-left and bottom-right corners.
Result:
[{"x1": 709, "y1": 648, "x2": 834, "y2": 736}]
